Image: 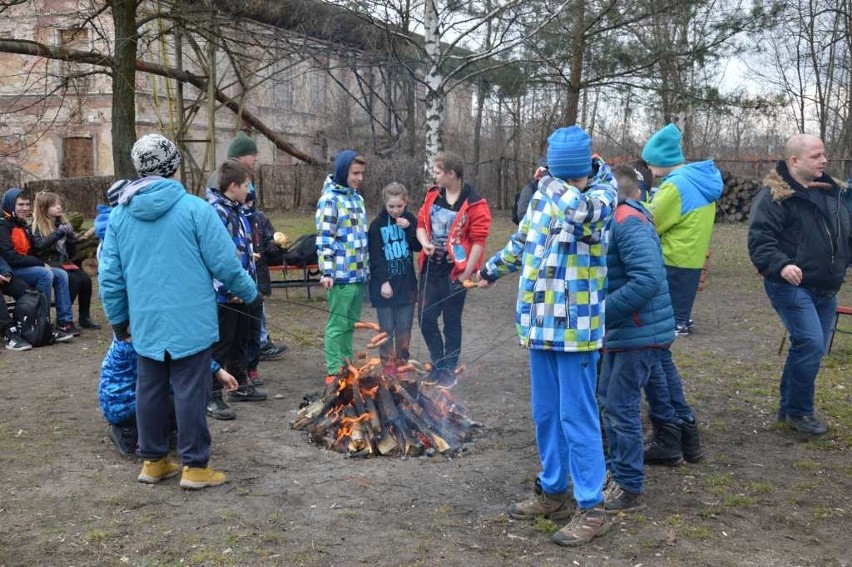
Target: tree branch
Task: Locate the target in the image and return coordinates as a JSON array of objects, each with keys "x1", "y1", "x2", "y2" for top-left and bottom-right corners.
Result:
[{"x1": 0, "y1": 37, "x2": 319, "y2": 164}]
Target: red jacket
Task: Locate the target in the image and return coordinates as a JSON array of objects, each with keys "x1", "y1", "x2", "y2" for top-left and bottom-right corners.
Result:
[{"x1": 417, "y1": 183, "x2": 491, "y2": 280}]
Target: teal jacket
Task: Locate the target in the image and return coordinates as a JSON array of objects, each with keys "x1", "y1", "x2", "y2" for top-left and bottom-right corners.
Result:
[
  {"x1": 99, "y1": 177, "x2": 258, "y2": 361},
  {"x1": 648, "y1": 160, "x2": 723, "y2": 269}
]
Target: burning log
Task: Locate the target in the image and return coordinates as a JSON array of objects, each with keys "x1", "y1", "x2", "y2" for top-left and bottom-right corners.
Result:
[{"x1": 292, "y1": 344, "x2": 480, "y2": 457}]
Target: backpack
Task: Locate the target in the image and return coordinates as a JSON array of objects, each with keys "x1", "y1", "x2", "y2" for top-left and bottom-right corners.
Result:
[
  {"x1": 283, "y1": 233, "x2": 318, "y2": 266},
  {"x1": 511, "y1": 191, "x2": 522, "y2": 225},
  {"x1": 13, "y1": 290, "x2": 54, "y2": 347}
]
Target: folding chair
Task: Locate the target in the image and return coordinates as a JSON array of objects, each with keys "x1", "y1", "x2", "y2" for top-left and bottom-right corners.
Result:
[
  {"x1": 778, "y1": 304, "x2": 852, "y2": 355},
  {"x1": 827, "y1": 305, "x2": 852, "y2": 354}
]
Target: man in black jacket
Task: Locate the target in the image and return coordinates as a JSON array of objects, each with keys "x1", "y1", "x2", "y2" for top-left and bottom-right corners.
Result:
[{"x1": 748, "y1": 134, "x2": 852, "y2": 436}]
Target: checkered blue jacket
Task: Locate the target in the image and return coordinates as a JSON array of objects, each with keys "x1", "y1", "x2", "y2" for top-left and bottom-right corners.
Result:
[
  {"x1": 483, "y1": 163, "x2": 617, "y2": 352},
  {"x1": 315, "y1": 175, "x2": 369, "y2": 283}
]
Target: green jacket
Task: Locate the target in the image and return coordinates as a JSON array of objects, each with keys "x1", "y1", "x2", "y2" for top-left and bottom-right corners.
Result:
[{"x1": 648, "y1": 160, "x2": 723, "y2": 269}]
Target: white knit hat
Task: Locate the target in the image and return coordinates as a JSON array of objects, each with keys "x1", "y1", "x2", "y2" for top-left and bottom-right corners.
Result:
[{"x1": 131, "y1": 134, "x2": 181, "y2": 178}]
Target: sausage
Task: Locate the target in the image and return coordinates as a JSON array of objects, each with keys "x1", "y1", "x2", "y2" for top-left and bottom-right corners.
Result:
[{"x1": 355, "y1": 321, "x2": 381, "y2": 331}]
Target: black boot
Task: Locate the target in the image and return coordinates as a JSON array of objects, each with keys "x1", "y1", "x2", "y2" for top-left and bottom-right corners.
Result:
[
  {"x1": 644, "y1": 421, "x2": 684, "y2": 466},
  {"x1": 680, "y1": 419, "x2": 704, "y2": 463}
]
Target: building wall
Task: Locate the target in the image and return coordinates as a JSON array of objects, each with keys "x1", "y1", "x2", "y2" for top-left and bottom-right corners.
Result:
[{"x1": 0, "y1": 1, "x2": 475, "y2": 187}]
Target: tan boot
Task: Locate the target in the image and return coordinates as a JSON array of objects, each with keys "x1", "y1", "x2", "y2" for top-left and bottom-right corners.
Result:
[
  {"x1": 508, "y1": 480, "x2": 572, "y2": 520},
  {"x1": 552, "y1": 505, "x2": 610, "y2": 546},
  {"x1": 137, "y1": 457, "x2": 180, "y2": 484},
  {"x1": 179, "y1": 465, "x2": 228, "y2": 490}
]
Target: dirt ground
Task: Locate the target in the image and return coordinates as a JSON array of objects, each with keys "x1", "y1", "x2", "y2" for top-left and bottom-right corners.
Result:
[{"x1": 1, "y1": 220, "x2": 850, "y2": 567}]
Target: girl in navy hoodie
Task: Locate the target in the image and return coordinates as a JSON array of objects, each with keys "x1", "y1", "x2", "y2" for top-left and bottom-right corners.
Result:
[{"x1": 368, "y1": 183, "x2": 420, "y2": 373}]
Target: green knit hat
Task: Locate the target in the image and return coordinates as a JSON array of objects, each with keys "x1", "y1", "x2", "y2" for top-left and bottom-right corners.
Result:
[
  {"x1": 642, "y1": 124, "x2": 685, "y2": 168},
  {"x1": 227, "y1": 132, "x2": 258, "y2": 158}
]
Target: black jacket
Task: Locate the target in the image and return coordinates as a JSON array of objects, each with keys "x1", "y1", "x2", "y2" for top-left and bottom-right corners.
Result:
[
  {"x1": 368, "y1": 209, "x2": 420, "y2": 307},
  {"x1": 748, "y1": 160, "x2": 852, "y2": 291}
]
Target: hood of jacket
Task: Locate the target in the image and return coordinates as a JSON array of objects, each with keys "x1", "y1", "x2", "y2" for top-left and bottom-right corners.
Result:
[
  {"x1": 763, "y1": 160, "x2": 842, "y2": 203},
  {"x1": 119, "y1": 177, "x2": 186, "y2": 222},
  {"x1": 663, "y1": 160, "x2": 723, "y2": 209},
  {"x1": 1, "y1": 187, "x2": 24, "y2": 223},
  {"x1": 332, "y1": 150, "x2": 358, "y2": 187}
]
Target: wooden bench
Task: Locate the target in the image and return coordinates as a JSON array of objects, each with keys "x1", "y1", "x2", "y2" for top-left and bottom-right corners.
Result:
[{"x1": 267, "y1": 264, "x2": 323, "y2": 299}]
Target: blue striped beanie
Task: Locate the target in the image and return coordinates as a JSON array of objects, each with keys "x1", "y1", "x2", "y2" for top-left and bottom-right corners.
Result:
[{"x1": 547, "y1": 126, "x2": 592, "y2": 180}]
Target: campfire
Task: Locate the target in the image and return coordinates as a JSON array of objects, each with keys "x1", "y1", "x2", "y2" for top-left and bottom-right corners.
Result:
[{"x1": 292, "y1": 324, "x2": 481, "y2": 457}]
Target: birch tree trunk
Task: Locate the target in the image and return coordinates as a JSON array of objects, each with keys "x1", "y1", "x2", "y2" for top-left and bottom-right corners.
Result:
[{"x1": 423, "y1": 0, "x2": 444, "y2": 169}]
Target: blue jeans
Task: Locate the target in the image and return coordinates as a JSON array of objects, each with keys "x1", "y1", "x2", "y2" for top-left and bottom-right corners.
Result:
[
  {"x1": 644, "y1": 347, "x2": 693, "y2": 425},
  {"x1": 666, "y1": 265, "x2": 702, "y2": 327},
  {"x1": 11, "y1": 265, "x2": 73, "y2": 324},
  {"x1": 529, "y1": 349, "x2": 606, "y2": 509},
  {"x1": 599, "y1": 349, "x2": 656, "y2": 494},
  {"x1": 137, "y1": 348, "x2": 212, "y2": 467},
  {"x1": 764, "y1": 279, "x2": 836, "y2": 418},
  {"x1": 260, "y1": 304, "x2": 269, "y2": 346},
  {"x1": 376, "y1": 303, "x2": 414, "y2": 365}
]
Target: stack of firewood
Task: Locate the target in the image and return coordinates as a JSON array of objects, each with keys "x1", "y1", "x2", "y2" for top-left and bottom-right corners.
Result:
[
  {"x1": 715, "y1": 172, "x2": 762, "y2": 222},
  {"x1": 292, "y1": 324, "x2": 481, "y2": 458}
]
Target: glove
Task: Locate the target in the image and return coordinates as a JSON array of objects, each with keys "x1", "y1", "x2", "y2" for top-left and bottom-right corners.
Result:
[
  {"x1": 479, "y1": 267, "x2": 498, "y2": 283},
  {"x1": 60, "y1": 223, "x2": 75, "y2": 235},
  {"x1": 246, "y1": 292, "x2": 264, "y2": 311},
  {"x1": 112, "y1": 321, "x2": 131, "y2": 341}
]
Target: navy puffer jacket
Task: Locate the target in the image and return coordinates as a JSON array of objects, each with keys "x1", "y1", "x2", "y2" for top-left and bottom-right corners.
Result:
[{"x1": 603, "y1": 200, "x2": 675, "y2": 350}]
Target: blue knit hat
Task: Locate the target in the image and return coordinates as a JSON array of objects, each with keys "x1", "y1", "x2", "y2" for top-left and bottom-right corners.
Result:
[
  {"x1": 547, "y1": 126, "x2": 592, "y2": 180},
  {"x1": 642, "y1": 124, "x2": 685, "y2": 167}
]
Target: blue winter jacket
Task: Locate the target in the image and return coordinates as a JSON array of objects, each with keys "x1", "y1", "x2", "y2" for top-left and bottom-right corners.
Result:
[
  {"x1": 603, "y1": 200, "x2": 675, "y2": 350},
  {"x1": 482, "y1": 161, "x2": 617, "y2": 352},
  {"x1": 98, "y1": 337, "x2": 138, "y2": 425},
  {"x1": 99, "y1": 176, "x2": 259, "y2": 361}
]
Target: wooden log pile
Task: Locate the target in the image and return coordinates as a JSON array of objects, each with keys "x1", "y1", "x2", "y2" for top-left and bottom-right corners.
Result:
[
  {"x1": 715, "y1": 171, "x2": 762, "y2": 223},
  {"x1": 292, "y1": 325, "x2": 481, "y2": 458}
]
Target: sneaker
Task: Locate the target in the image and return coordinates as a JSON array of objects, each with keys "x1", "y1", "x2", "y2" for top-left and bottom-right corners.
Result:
[
  {"x1": 247, "y1": 368, "x2": 264, "y2": 386},
  {"x1": 783, "y1": 415, "x2": 828, "y2": 436},
  {"x1": 604, "y1": 484, "x2": 646, "y2": 514},
  {"x1": 52, "y1": 328, "x2": 74, "y2": 343},
  {"x1": 137, "y1": 457, "x2": 181, "y2": 484},
  {"x1": 79, "y1": 317, "x2": 102, "y2": 330},
  {"x1": 108, "y1": 424, "x2": 138, "y2": 457},
  {"x1": 4, "y1": 331, "x2": 32, "y2": 351},
  {"x1": 259, "y1": 342, "x2": 288, "y2": 360},
  {"x1": 226, "y1": 382, "x2": 268, "y2": 402},
  {"x1": 207, "y1": 392, "x2": 236, "y2": 420},
  {"x1": 675, "y1": 324, "x2": 691, "y2": 337},
  {"x1": 58, "y1": 322, "x2": 81, "y2": 336},
  {"x1": 180, "y1": 465, "x2": 228, "y2": 489},
  {"x1": 508, "y1": 479, "x2": 573, "y2": 520},
  {"x1": 686, "y1": 319, "x2": 695, "y2": 331},
  {"x1": 552, "y1": 505, "x2": 610, "y2": 547}
]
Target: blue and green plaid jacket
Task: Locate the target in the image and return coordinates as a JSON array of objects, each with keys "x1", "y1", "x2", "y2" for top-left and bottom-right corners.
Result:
[
  {"x1": 483, "y1": 163, "x2": 617, "y2": 352},
  {"x1": 315, "y1": 175, "x2": 369, "y2": 283}
]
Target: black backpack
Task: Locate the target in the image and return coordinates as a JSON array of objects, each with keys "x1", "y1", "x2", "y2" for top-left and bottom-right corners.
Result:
[
  {"x1": 283, "y1": 233, "x2": 318, "y2": 267},
  {"x1": 511, "y1": 191, "x2": 522, "y2": 225},
  {"x1": 13, "y1": 290, "x2": 54, "y2": 347}
]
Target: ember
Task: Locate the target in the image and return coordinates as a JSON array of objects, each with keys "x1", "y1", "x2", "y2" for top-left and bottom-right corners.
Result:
[{"x1": 292, "y1": 327, "x2": 481, "y2": 457}]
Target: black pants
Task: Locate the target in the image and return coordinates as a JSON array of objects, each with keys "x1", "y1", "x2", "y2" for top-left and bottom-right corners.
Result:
[
  {"x1": 419, "y1": 271, "x2": 467, "y2": 372},
  {"x1": 136, "y1": 349, "x2": 211, "y2": 466},
  {"x1": 211, "y1": 302, "x2": 251, "y2": 391},
  {"x1": 1, "y1": 277, "x2": 29, "y2": 334},
  {"x1": 66, "y1": 267, "x2": 93, "y2": 320},
  {"x1": 244, "y1": 297, "x2": 263, "y2": 372}
]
